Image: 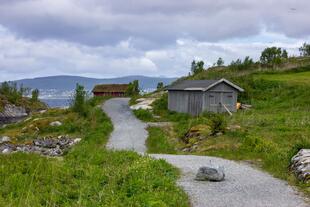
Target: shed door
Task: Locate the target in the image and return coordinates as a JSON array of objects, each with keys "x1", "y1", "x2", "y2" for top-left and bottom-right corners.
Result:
[
  {"x1": 220, "y1": 92, "x2": 233, "y2": 112},
  {"x1": 208, "y1": 92, "x2": 233, "y2": 113},
  {"x1": 188, "y1": 91, "x2": 202, "y2": 116}
]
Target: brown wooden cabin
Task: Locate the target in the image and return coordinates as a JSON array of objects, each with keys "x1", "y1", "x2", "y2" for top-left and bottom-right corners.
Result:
[{"x1": 92, "y1": 84, "x2": 129, "y2": 97}]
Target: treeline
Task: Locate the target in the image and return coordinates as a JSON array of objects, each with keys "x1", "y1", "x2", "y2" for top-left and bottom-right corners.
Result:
[
  {"x1": 190, "y1": 42, "x2": 310, "y2": 75},
  {"x1": 0, "y1": 81, "x2": 44, "y2": 111},
  {"x1": 0, "y1": 82, "x2": 40, "y2": 103}
]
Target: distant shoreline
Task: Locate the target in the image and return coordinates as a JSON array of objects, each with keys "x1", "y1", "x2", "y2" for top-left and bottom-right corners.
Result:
[{"x1": 40, "y1": 98, "x2": 71, "y2": 108}]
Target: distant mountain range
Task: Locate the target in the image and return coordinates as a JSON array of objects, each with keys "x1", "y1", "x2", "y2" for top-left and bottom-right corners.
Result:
[{"x1": 13, "y1": 75, "x2": 177, "y2": 99}]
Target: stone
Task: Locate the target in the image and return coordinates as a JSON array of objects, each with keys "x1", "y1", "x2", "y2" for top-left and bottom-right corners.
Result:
[
  {"x1": 195, "y1": 166, "x2": 225, "y2": 182},
  {"x1": 2, "y1": 148, "x2": 11, "y2": 154},
  {"x1": 0, "y1": 136, "x2": 11, "y2": 144},
  {"x1": 49, "y1": 121, "x2": 62, "y2": 127},
  {"x1": 73, "y1": 138, "x2": 82, "y2": 143},
  {"x1": 291, "y1": 149, "x2": 310, "y2": 182}
]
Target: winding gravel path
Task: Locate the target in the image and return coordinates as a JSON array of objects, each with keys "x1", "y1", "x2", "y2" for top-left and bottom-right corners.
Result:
[{"x1": 103, "y1": 98, "x2": 308, "y2": 207}]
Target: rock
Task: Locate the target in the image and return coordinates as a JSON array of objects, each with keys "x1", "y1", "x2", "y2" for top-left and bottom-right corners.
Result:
[
  {"x1": 39, "y1": 110, "x2": 47, "y2": 114},
  {"x1": 73, "y1": 138, "x2": 82, "y2": 144},
  {"x1": 0, "y1": 136, "x2": 11, "y2": 144},
  {"x1": 49, "y1": 121, "x2": 62, "y2": 127},
  {"x1": 215, "y1": 132, "x2": 223, "y2": 136},
  {"x1": 195, "y1": 166, "x2": 225, "y2": 182},
  {"x1": 291, "y1": 149, "x2": 310, "y2": 182},
  {"x1": 0, "y1": 104, "x2": 28, "y2": 125},
  {"x1": 130, "y1": 98, "x2": 156, "y2": 110},
  {"x1": 1, "y1": 136, "x2": 79, "y2": 156},
  {"x1": 182, "y1": 124, "x2": 211, "y2": 143},
  {"x1": 33, "y1": 139, "x2": 57, "y2": 148},
  {"x1": 2, "y1": 148, "x2": 11, "y2": 154}
]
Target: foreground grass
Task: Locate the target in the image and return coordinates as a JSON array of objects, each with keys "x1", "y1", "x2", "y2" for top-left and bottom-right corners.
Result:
[
  {"x1": 0, "y1": 105, "x2": 188, "y2": 206},
  {"x1": 147, "y1": 127, "x2": 177, "y2": 154}
]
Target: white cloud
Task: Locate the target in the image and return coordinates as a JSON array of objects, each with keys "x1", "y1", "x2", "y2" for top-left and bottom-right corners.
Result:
[{"x1": 0, "y1": 24, "x2": 309, "y2": 82}]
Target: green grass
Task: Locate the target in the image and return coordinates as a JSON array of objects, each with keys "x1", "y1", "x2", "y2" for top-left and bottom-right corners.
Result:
[
  {"x1": 139, "y1": 66, "x2": 310, "y2": 195},
  {"x1": 256, "y1": 71, "x2": 310, "y2": 85},
  {"x1": 132, "y1": 109, "x2": 154, "y2": 122},
  {"x1": 147, "y1": 127, "x2": 177, "y2": 154},
  {"x1": 0, "y1": 102, "x2": 189, "y2": 206}
]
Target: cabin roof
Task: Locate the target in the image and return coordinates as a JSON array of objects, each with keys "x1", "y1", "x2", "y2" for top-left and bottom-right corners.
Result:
[
  {"x1": 92, "y1": 84, "x2": 129, "y2": 93},
  {"x1": 167, "y1": 78, "x2": 244, "y2": 92}
]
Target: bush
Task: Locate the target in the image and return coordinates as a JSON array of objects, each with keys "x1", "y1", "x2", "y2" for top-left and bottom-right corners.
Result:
[
  {"x1": 133, "y1": 109, "x2": 154, "y2": 122},
  {"x1": 241, "y1": 135, "x2": 277, "y2": 153},
  {"x1": 207, "y1": 113, "x2": 227, "y2": 135},
  {"x1": 31, "y1": 89, "x2": 39, "y2": 102},
  {"x1": 153, "y1": 93, "x2": 168, "y2": 113},
  {"x1": 71, "y1": 84, "x2": 88, "y2": 117}
]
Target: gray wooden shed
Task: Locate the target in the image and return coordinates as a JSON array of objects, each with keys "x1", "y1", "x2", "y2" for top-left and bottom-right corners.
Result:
[{"x1": 167, "y1": 78, "x2": 244, "y2": 116}]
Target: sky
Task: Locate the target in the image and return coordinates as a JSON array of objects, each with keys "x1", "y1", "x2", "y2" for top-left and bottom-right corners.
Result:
[{"x1": 0, "y1": 0, "x2": 310, "y2": 81}]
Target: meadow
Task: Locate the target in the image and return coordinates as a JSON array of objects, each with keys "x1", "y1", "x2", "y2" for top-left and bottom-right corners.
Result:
[
  {"x1": 0, "y1": 98, "x2": 189, "y2": 206},
  {"x1": 134, "y1": 66, "x2": 310, "y2": 194}
]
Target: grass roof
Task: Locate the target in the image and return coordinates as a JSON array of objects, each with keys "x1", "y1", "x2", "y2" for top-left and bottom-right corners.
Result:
[{"x1": 92, "y1": 84, "x2": 129, "y2": 93}]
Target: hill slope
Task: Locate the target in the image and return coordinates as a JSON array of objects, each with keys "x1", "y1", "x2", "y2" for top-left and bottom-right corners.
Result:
[{"x1": 138, "y1": 61, "x2": 310, "y2": 196}]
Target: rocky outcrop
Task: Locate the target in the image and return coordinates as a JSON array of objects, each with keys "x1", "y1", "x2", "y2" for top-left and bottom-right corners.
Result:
[
  {"x1": 195, "y1": 166, "x2": 225, "y2": 182},
  {"x1": 291, "y1": 149, "x2": 310, "y2": 182},
  {"x1": 0, "y1": 136, "x2": 81, "y2": 157},
  {"x1": 130, "y1": 98, "x2": 156, "y2": 110},
  {"x1": 0, "y1": 104, "x2": 28, "y2": 125}
]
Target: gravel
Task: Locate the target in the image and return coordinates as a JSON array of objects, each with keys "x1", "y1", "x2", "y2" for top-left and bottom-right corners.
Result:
[
  {"x1": 102, "y1": 98, "x2": 147, "y2": 153},
  {"x1": 103, "y1": 98, "x2": 309, "y2": 207}
]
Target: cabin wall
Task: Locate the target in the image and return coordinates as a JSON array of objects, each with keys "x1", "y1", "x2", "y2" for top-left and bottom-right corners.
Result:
[
  {"x1": 168, "y1": 91, "x2": 189, "y2": 113},
  {"x1": 203, "y1": 82, "x2": 238, "y2": 113},
  {"x1": 168, "y1": 90, "x2": 203, "y2": 115}
]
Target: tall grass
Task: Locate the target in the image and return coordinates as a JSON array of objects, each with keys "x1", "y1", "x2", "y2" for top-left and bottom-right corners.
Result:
[{"x1": 0, "y1": 101, "x2": 189, "y2": 206}]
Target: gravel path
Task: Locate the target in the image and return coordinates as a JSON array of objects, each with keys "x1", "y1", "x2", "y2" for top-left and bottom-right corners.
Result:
[
  {"x1": 103, "y1": 98, "x2": 147, "y2": 153},
  {"x1": 103, "y1": 98, "x2": 309, "y2": 207}
]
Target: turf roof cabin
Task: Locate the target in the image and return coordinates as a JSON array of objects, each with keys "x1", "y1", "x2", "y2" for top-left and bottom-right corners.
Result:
[
  {"x1": 92, "y1": 84, "x2": 129, "y2": 97},
  {"x1": 167, "y1": 78, "x2": 244, "y2": 116}
]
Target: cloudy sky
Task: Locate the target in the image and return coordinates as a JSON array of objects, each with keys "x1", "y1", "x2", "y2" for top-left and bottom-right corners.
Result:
[{"x1": 0, "y1": 0, "x2": 310, "y2": 81}]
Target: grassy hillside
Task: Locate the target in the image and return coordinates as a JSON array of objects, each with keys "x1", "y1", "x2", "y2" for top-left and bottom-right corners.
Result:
[
  {"x1": 135, "y1": 61, "x2": 310, "y2": 195},
  {"x1": 0, "y1": 99, "x2": 189, "y2": 206}
]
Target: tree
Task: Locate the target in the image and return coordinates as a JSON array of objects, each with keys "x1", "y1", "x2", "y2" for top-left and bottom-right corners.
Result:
[
  {"x1": 243, "y1": 56, "x2": 254, "y2": 66},
  {"x1": 190, "y1": 60, "x2": 205, "y2": 75},
  {"x1": 299, "y1": 43, "x2": 310, "y2": 56},
  {"x1": 31, "y1": 89, "x2": 39, "y2": 102},
  {"x1": 216, "y1": 57, "x2": 224, "y2": 66},
  {"x1": 157, "y1": 82, "x2": 164, "y2": 90},
  {"x1": 191, "y1": 60, "x2": 196, "y2": 74},
  {"x1": 71, "y1": 84, "x2": 87, "y2": 116},
  {"x1": 260, "y1": 47, "x2": 283, "y2": 65},
  {"x1": 126, "y1": 80, "x2": 140, "y2": 96},
  {"x1": 281, "y1": 49, "x2": 288, "y2": 59}
]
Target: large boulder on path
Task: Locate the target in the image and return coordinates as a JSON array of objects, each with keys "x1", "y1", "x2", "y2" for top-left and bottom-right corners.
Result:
[{"x1": 195, "y1": 166, "x2": 225, "y2": 182}]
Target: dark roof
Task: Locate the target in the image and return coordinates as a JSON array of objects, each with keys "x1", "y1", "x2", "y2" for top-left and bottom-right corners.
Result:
[
  {"x1": 92, "y1": 84, "x2": 129, "y2": 93},
  {"x1": 167, "y1": 78, "x2": 244, "y2": 92},
  {"x1": 167, "y1": 80, "x2": 218, "y2": 90}
]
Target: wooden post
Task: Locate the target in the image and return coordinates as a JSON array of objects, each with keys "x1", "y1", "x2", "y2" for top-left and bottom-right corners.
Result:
[{"x1": 221, "y1": 103, "x2": 232, "y2": 116}]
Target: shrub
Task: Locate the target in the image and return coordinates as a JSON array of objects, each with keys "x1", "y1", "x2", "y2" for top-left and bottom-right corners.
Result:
[
  {"x1": 71, "y1": 84, "x2": 88, "y2": 117},
  {"x1": 241, "y1": 135, "x2": 277, "y2": 153},
  {"x1": 133, "y1": 109, "x2": 153, "y2": 122},
  {"x1": 207, "y1": 113, "x2": 227, "y2": 135},
  {"x1": 153, "y1": 93, "x2": 168, "y2": 113},
  {"x1": 31, "y1": 89, "x2": 39, "y2": 102}
]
